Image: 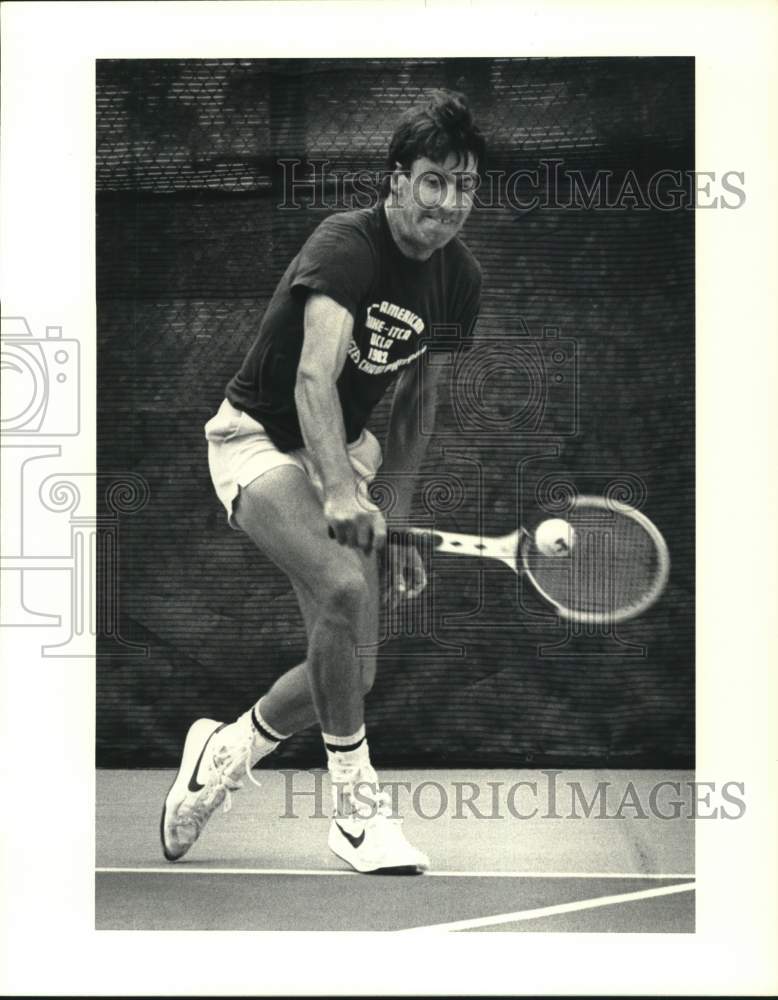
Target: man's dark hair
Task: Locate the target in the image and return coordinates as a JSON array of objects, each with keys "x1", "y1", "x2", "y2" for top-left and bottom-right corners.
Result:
[{"x1": 382, "y1": 89, "x2": 486, "y2": 197}]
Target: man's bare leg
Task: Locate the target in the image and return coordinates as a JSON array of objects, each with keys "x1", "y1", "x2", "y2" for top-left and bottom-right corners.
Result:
[
  {"x1": 254, "y1": 571, "x2": 379, "y2": 736},
  {"x1": 163, "y1": 464, "x2": 427, "y2": 871},
  {"x1": 232, "y1": 465, "x2": 379, "y2": 736}
]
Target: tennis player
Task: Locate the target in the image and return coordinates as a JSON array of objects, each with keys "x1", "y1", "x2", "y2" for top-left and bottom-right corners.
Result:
[{"x1": 161, "y1": 90, "x2": 485, "y2": 873}]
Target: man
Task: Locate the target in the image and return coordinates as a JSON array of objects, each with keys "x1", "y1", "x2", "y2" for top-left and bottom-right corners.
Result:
[{"x1": 161, "y1": 89, "x2": 485, "y2": 873}]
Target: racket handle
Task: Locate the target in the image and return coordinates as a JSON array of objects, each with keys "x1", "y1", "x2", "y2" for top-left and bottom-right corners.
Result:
[
  {"x1": 327, "y1": 524, "x2": 441, "y2": 547},
  {"x1": 327, "y1": 524, "x2": 420, "y2": 545},
  {"x1": 388, "y1": 527, "x2": 441, "y2": 547}
]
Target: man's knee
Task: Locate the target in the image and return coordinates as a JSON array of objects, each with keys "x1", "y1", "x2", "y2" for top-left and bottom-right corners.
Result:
[{"x1": 315, "y1": 561, "x2": 371, "y2": 619}]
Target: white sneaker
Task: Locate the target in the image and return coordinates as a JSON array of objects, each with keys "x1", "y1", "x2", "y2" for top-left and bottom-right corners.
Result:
[
  {"x1": 160, "y1": 715, "x2": 255, "y2": 861},
  {"x1": 328, "y1": 772, "x2": 430, "y2": 875}
]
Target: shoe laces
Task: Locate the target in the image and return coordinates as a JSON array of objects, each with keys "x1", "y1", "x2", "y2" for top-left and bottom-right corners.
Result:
[
  {"x1": 366, "y1": 788, "x2": 395, "y2": 823},
  {"x1": 209, "y1": 748, "x2": 248, "y2": 815},
  {"x1": 212, "y1": 721, "x2": 266, "y2": 809},
  {"x1": 179, "y1": 721, "x2": 263, "y2": 823},
  {"x1": 340, "y1": 775, "x2": 399, "y2": 826}
]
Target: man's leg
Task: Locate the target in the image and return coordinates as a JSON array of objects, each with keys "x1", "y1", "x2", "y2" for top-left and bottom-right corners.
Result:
[
  {"x1": 253, "y1": 570, "x2": 378, "y2": 737},
  {"x1": 233, "y1": 466, "x2": 425, "y2": 872},
  {"x1": 232, "y1": 464, "x2": 379, "y2": 736},
  {"x1": 163, "y1": 462, "x2": 426, "y2": 871},
  {"x1": 161, "y1": 464, "x2": 377, "y2": 860}
]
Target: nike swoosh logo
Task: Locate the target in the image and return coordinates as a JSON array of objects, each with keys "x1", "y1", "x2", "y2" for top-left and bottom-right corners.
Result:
[
  {"x1": 336, "y1": 822, "x2": 365, "y2": 849},
  {"x1": 187, "y1": 723, "x2": 227, "y2": 792}
]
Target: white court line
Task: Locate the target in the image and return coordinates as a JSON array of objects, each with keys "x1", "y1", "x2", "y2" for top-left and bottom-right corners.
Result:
[
  {"x1": 95, "y1": 866, "x2": 695, "y2": 880},
  {"x1": 398, "y1": 882, "x2": 696, "y2": 933}
]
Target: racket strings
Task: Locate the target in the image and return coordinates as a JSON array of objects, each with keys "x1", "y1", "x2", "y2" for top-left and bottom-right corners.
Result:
[
  {"x1": 575, "y1": 517, "x2": 656, "y2": 613},
  {"x1": 528, "y1": 508, "x2": 663, "y2": 621}
]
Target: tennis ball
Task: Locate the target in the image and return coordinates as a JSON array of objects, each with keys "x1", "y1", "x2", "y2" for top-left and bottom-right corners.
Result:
[{"x1": 535, "y1": 518, "x2": 575, "y2": 557}]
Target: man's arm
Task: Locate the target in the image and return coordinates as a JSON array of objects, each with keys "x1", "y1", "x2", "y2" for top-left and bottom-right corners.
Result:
[
  {"x1": 378, "y1": 355, "x2": 448, "y2": 603},
  {"x1": 381, "y1": 354, "x2": 447, "y2": 522},
  {"x1": 295, "y1": 292, "x2": 385, "y2": 553}
]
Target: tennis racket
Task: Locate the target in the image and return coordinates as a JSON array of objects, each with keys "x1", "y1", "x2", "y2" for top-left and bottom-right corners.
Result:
[{"x1": 393, "y1": 495, "x2": 670, "y2": 625}]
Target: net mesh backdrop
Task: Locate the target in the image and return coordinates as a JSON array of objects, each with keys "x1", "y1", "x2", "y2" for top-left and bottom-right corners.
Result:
[{"x1": 96, "y1": 58, "x2": 694, "y2": 769}]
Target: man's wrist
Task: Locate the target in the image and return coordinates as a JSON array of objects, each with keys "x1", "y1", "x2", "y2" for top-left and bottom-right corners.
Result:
[{"x1": 322, "y1": 474, "x2": 359, "y2": 501}]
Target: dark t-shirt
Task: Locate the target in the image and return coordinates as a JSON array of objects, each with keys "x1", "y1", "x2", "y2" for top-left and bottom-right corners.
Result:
[{"x1": 226, "y1": 201, "x2": 481, "y2": 452}]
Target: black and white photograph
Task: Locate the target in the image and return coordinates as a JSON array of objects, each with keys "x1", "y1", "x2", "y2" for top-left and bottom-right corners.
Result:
[
  {"x1": 1, "y1": 1, "x2": 776, "y2": 995},
  {"x1": 95, "y1": 55, "x2": 697, "y2": 931}
]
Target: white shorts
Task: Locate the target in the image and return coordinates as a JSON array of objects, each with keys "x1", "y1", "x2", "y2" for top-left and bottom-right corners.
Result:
[{"x1": 204, "y1": 398, "x2": 383, "y2": 529}]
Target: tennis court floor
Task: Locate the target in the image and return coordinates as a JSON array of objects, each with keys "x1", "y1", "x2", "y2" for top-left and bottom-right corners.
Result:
[{"x1": 96, "y1": 769, "x2": 694, "y2": 932}]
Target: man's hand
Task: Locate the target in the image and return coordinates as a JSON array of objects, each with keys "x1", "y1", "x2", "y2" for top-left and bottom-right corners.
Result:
[
  {"x1": 384, "y1": 541, "x2": 427, "y2": 609},
  {"x1": 324, "y1": 484, "x2": 386, "y2": 555}
]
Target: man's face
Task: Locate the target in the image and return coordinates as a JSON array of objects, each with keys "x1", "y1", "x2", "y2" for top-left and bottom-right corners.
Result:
[{"x1": 390, "y1": 151, "x2": 478, "y2": 257}]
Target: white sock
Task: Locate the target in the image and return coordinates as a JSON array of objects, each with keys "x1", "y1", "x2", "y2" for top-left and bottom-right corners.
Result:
[
  {"x1": 322, "y1": 725, "x2": 376, "y2": 818},
  {"x1": 219, "y1": 703, "x2": 288, "y2": 765}
]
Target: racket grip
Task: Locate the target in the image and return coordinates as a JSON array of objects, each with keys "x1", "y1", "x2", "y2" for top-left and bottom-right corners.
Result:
[
  {"x1": 388, "y1": 527, "x2": 440, "y2": 547},
  {"x1": 387, "y1": 528, "x2": 413, "y2": 546},
  {"x1": 327, "y1": 525, "x2": 413, "y2": 545}
]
